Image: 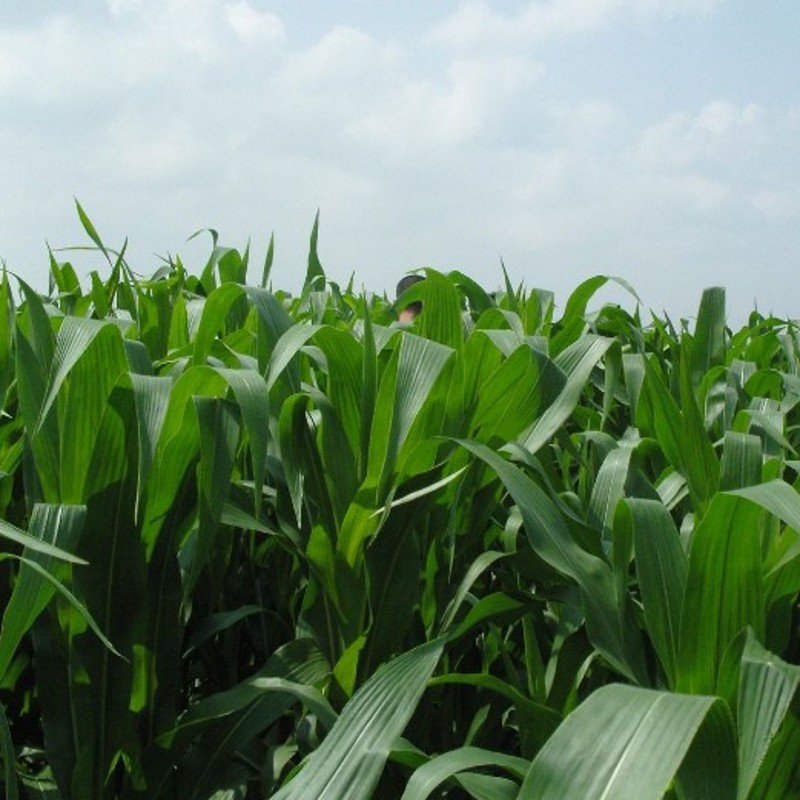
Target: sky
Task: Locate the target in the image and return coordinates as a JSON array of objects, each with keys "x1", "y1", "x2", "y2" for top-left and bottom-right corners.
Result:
[{"x1": 1, "y1": 0, "x2": 798, "y2": 323}]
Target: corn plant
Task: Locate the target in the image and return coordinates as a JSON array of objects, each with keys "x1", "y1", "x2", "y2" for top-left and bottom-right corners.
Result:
[{"x1": 0, "y1": 203, "x2": 799, "y2": 798}]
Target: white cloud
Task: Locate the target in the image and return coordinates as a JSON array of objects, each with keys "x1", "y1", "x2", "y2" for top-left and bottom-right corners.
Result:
[
  {"x1": 224, "y1": 1, "x2": 286, "y2": 45},
  {"x1": 637, "y1": 100, "x2": 766, "y2": 168},
  {"x1": 0, "y1": 0, "x2": 797, "y2": 325},
  {"x1": 346, "y1": 56, "x2": 542, "y2": 152},
  {"x1": 428, "y1": 0, "x2": 722, "y2": 49}
]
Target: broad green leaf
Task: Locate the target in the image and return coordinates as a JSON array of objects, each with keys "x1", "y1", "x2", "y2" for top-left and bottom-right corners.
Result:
[
  {"x1": 2, "y1": 555, "x2": 121, "y2": 659},
  {"x1": 519, "y1": 685, "x2": 736, "y2": 799},
  {"x1": 428, "y1": 672, "x2": 560, "y2": 752},
  {"x1": 261, "y1": 232, "x2": 274, "y2": 288},
  {"x1": 729, "y1": 479, "x2": 800, "y2": 535},
  {"x1": 161, "y1": 674, "x2": 335, "y2": 748},
  {"x1": 418, "y1": 269, "x2": 464, "y2": 352},
  {"x1": 469, "y1": 345, "x2": 556, "y2": 445},
  {"x1": 738, "y1": 631, "x2": 800, "y2": 799},
  {"x1": 640, "y1": 356, "x2": 684, "y2": 475},
  {"x1": 522, "y1": 335, "x2": 613, "y2": 455},
  {"x1": 0, "y1": 517, "x2": 87, "y2": 564},
  {"x1": 720, "y1": 431, "x2": 763, "y2": 490},
  {"x1": 214, "y1": 367, "x2": 270, "y2": 516},
  {"x1": 165, "y1": 641, "x2": 329, "y2": 799},
  {"x1": 589, "y1": 443, "x2": 635, "y2": 541},
  {"x1": 266, "y1": 323, "x2": 322, "y2": 393},
  {"x1": 271, "y1": 638, "x2": 445, "y2": 800},
  {"x1": 691, "y1": 286, "x2": 726, "y2": 388},
  {"x1": 400, "y1": 746, "x2": 528, "y2": 800},
  {"x1": 677, "y1": 493, "x2": 764, "y2": 694},
  {"x1": 58, "y1": 321, "x2": 129, "y2": 503},
  {"x1": 184, "y1": 397, "x2": 240, "y2": 598},
  {"x1": 0, "y1": 504, "x2": 86, "y2": 681},
  {"x1": 339, "y1": 335, "x2": 453, "y2": 567},
  {"x1": 618, "y1": 499, "x2": 687, "y2": 687},
  {"x1": 15, "y1": 324, "x2": 60, "y2": 502},
  {"x1": 359, "y1": 296, "x2": 378, "y2": 481},
  {"x1": 278, "y1": 393, "x2": 336, "y2": 532},
  {"x1": 549, "y1": 275, "x2": 608, "y2": 355},
  {"x1": 459, "y1": 440, "x2": 647, "y2": 683},
  {"x1": 360, "y1": 511, "x2": 421, "y2": 678},
  {"x1": 191, "y1": 283, "x2": 246, "y2": 365},
  {"x1": 439, "y1": 550, "x2": 509, "y2": 633},
  {"x1": 679, "y1": 336, "x2": 719, "y2": 512},
  {"x1": 15, "y1": 277, "x2": 54, "y2": 370},
  {"x1": 74, "y1": 199, "x2": 112, "y2": 265},
  {"x1": 448, "y1": 592, "x2": 526, "y2": 641},
  {"x1": 130, "y1": 374, "x2": 172, "y2": 519},
  {"x1": 313, "y1": 326, "x2": 363, "y2": 462},
  {"x1": 36, "y1": 317, "x2": 121, "y2": 434},
  {"x1": 304, "y1": 211, "x2": 326, "y2": 292},
  {"x1": 70, "y1": 384, "x2": 146, "y2": 799}
]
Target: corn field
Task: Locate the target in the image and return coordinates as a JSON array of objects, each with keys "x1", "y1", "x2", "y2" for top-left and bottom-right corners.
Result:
[{"x1": 1, "y1": 206, "x2": 800, "y2": 799}]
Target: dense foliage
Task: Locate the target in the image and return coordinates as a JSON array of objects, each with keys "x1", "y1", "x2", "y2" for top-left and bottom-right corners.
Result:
[{"x1": 1, "y1": 208, "x2": 800, "y2": 799}]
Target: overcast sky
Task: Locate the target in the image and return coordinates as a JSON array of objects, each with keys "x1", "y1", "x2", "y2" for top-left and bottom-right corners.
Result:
[{"x1": 1, "y1": 0, "x2": 798, "y2": 322}]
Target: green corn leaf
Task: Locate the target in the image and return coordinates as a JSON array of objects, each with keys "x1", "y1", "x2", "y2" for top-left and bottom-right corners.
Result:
[
  {"x1": 439, "y1": 550, "x2": 509, "y2": 633},
  {"x1": 261, "y1": 232, "x2": 275, "y2": 288},
  {"x1": 550, "y1": 275, "x2": 608, "y2": 356},
  {"x1": 677, "y1": 493, "x2": 765, "y2": 695},
  {"x1": 58, "y1": 321, "x2": 129, "y2": 503},
  {"x1": 728, "y1": 479, "x2": 800, "y2": 534},
  {"x1": 640, "y1": 355, "x2": 684, "y2": 474},
  {"x1": 499, "y1": 259, "x2": 518, "y2": 314},
  {"x1": 679, "y1": 336, "x2": 719, "y2": 513},
  {"x1": 313, "y1": 326, "x2": 364, "y2": 461},
  {"x1": 418, "y1": 269, "x2": 464, "y2": 352},
  {"x1": 522, "y1": 335, "x2": 613, "y2": 455},
  {"x1": 214, "y1": 367, "x2": 270, "y2": 517},
  {"x1": 304, "y1": 211, "x2": 326, "y2": 292},
  {"x1": 618, "y1": 498, "x2": 687, "y2": 688},
  {"x1": 15, "y1": 277, "x2": 54, "y2": 370},
  {"x1": 74, "y1": 198, "x2": 112, "y2": 265},
  {"x1": 458, "y1": 439, "x2": 647, "y2": 684},
  {"x1": 691, "y1": 287, "x2": 726, "y2": 388},
  {"x1": 0, "y1": 516, "x2": 87, "y2": 564},
  {"x1": 278, "y1": 393, "x2": 336, "y2": 533},
  {"x1": 35, "y1": 316, "x2": 120, "y2": 434},
  {"x1": 3, "y1": 555, "x2": 122, "y2": 660},
  {"x1": 366, "y1": 333, "x2": 454, "y2": 490},
  {"x1": 737, "y1": 631, "x2": 800, "y2": 799},
  {"x1": 184, "y1": 397, "x2": 240, "y2": 598},
  {"x1": 427, "y1": 673, "x2": 560, "y2": 751},
  {"x1": 271, "y1": 638, "x2": 445, "y2": 800},
  {"x1": 589, "y1": 443, "x2": 636, "y2": 542},
  {"x1": 469, "y1": 345, "x2": 556, "y2": 445},
  {"x1": 359, "y1": 296, "x2": 378, "y2": 481},
  {"x1": 360, "y1": 509, "x2": 421, "y2": 677},
  {"x1": 70, "y1": 384, "x2": 146, "y2": 799},
  {"x1": 719, "y1": 431, "x2": 763, "y2": 490},
  {"x1": 399, "y1": 746, "x2": 528, "y2": 800},
  {"x1": 519, "y1": 684, "x2": 736, "y2": 799},
  {"x1": 266, "y1": 323, "x2": 323, "y2": 392},
  {"x1": 164, "y1": 640, "x2": 329, "y2": 800},
  {"x1": 191, "y1": 282, "x2": 244, "y2": 365},
  {"x1": 0, "y1": 504, "x2": 86, "y2": 681},
  {"x1": 130, "y1": 374, "x2": 173, "y2": 519}
]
